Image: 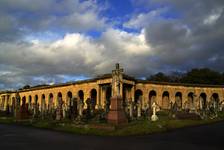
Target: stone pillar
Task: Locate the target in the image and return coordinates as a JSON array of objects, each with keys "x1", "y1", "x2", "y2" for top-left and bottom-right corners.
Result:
[
  {"x1": 97, "y1": 85, "x2": 101, "y2": 109},
  {"x1": 131, "y1": 86, "x2": 135, "y2": 102},
  {"x1": 101, "y1": 87, "x2": 105, "y2": 108},
  {"x1": 3, "y1": 95, "x2": 8, "y2": 111},
  {"x1": 120, "y1": 82, "x2": 123, "y2": 97}
]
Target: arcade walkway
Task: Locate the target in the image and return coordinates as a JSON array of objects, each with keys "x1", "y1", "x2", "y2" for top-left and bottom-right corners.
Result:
[{"x1": 0, "y1": 121, "x2": 224, "y2": 150}]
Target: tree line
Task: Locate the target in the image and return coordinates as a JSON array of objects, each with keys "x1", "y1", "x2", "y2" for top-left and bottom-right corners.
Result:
[{"x1": 147, "y1": 68, "x2": 224, "y2": 85}]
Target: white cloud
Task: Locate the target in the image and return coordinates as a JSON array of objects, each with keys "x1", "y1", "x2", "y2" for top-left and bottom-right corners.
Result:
[
  {"x1": 203, "y1": 7, "x2": 223, "y2": 25},
  {"x1": 123, "y1": 8, "x2": 168, "y2": 29},
  {"x1": 0, "y1": 28, "x2": 153, "y2": 89}
]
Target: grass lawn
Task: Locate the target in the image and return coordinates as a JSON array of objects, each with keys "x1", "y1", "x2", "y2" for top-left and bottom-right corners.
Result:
[{"x1": 0, "y1": 112, "x2": 224, "y2": 136}]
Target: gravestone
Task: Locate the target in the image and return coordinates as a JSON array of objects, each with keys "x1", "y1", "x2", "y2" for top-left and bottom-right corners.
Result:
[
  {"x1": 62, "y1": 102, "x2": 66, "y2": 119},
  {"x1": 56, "y1": 97, "x2": 63, "y2": 121},
  {"x1": 107, "y1": 63, "x2": 128, "y2": 125},
  {"x1": 56, "y1": 107, "x2": 61, "y2": 121},
  {"x1": 171, "y1": 101, "x2": 178, "y2": 118},
  {"x1": 128, "y1": 100, "x2": 133, "y2": 119},
  {"x1": 86, "y1": 98, "x2": 91, "y2": 118},
  {"x1": 136, "y1": 99, "x2": 142, "y2": 118},
  {"x1": 78, "y1": 99, "x2": 84, "y2": 117},
  {"x1": 19, "y1": 99, "x2": 29, "y2": 120},
  {"x1": 151, "y1": 102, "x2": 158, "y2": 121}
]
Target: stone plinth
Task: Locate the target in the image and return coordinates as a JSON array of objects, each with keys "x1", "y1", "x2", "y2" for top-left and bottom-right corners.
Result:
[{"x1": 107, "y1": 96, "x2": 128, "y2": 125}]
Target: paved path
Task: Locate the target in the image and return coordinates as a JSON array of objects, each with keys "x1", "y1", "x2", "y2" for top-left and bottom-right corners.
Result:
[{"x1": 0, "y1": 122, "x2": 224, "y2": 150}]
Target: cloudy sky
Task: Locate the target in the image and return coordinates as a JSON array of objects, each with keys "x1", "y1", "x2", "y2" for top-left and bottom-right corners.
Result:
[{"x1": 0, "y1": 0, "x2": 224, "y2": 90}]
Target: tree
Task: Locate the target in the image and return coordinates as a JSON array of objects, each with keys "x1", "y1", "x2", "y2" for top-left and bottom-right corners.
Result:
[
  {"x1": 22, "y1": 85, "x2": 30, "y2": 89},
  {"x1": 180, "y1": 68, "x2": 223, "y2": 85},
  {"x1": 147, "y1": 68, "x2": 224, "y2": 85},
  {"x1": 147, "y1": 72, "x2": 171, "y2": 82}
]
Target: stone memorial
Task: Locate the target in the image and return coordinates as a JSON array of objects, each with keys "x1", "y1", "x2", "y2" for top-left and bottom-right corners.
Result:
[
  {"x1": 136, "y1": 98, "x2": 142, "y2": 118},
  {"x1": 107, "y1": 63, "x2": 128, "y2": 125},
  {"x1": 62, "y1": 102, "x2": 66, "y2": 119},
  {"x1": 78, "y1": 99, "x2": 84, "y2": 117},
  {"x1": 151, "y1": 102, "x2": 158, "y2": 122},
  {"x1": 128, "y1": 100, "x2": 133, "y2": 118}
]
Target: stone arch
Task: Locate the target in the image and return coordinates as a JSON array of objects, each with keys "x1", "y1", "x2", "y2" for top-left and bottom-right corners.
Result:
[
  {"x1": 90, "y1": 89, "x2": 97, "y2": 109},
  {"x1": 67, "y1": 91, "x2": 72, "y2": 106},
  {"x1": 148, "y1": 90, "x2": 156, "y2": 108},
  {"x1": 175, "y1": 92, "x2": 182, "y2": 108},
  {"x1": 78, "y1": 90, "x2": 84, "y2": 101},
  {"x1": 41, "y1": 94, "x2": 46, "y2": 112},
  {"x1": 22, "y1": 96, "x2": 26, "y2": 106},
  {"x1": 162, "y1": 91, "x2": 170, "y2": 109},
  {"x1": 34, "y1": 95, "x2": 38, "y2": 104},
  {"x1": 199, "y1": 93, "x2": 207, "y2": 110},
  {"x1": 135, "y1": 89, "x2": 143, "y2": 103},
  {"x1": 105, "y1": 86, "x2": 112, "y2": 105},
  {"x1": 67, "y1": 91, "x2": 72, "y2": 107},
  {"x1": 211, "y1": 93, "x2": 219, "y2": 109},
  {"x1": 48, "y1": 93, "x2": 54, "y2": 110},
  {"x1": 57, "y1": 92, "x2": 63, "y2": 108},
  {"x1": 12, "y1": 97, "x2": 16, "y2": 110},
  {"x1": 187, "y1": 92, "x2": 194, "y2": 110},
  {"x1": 28, "y1": 95, "x2": 32, "y2": 110}
]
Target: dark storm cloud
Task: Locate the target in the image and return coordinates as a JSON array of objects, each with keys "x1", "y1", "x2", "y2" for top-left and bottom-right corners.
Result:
[
  {"x1": 0, "y1": 0, "x2": 224, "y2": 90},
  {"x1": 130, "y1": 0, "x2": 224, "y2": 72}
]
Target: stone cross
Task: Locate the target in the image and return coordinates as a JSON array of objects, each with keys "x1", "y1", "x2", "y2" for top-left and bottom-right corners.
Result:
[{"x1": 112, "y1": 63, "x2": 123, "y2": 96}]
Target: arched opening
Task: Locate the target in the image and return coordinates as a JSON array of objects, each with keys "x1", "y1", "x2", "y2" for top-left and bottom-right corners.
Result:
[
  {"x1": 41, "y1": 94, "x2": 46, "y2": 112},
  {"x1": 134, "y1": 89, "x2": 143, "y2": 103},
  {"x1": 188, "y1": 92, "x2": 194, "y2": 109},
  {"x1": 57, "y1": 92, "x2": 63, "y2": 108},
  {"x1": 48, "y1": 93, "x2": 54, "y2": 111},
  {"x1": 28, "y1": 95, "x2": 32, "y2": 110},
  {"x1": 90, "y1": 89, "x2": 97, "y2": 109},
  {"x1": 67, "y1": 91, "x2": 72, "y2": 107},
  {"x1": 48, "y1": 93, "x2": 54, "y2": 110},
  {"x1": 22, "y1": 96, "x2": 26, "y2": 106},
  {"x1": 35, "y1": 95, "x2": 38, "y2": 105},
  {"x1": 175, "y1": 92, "x2": 182, "y2": 109},
  {"x1": 148, "y1": 90, "x2": 156, "y2": 108},
  {"x1": 12, "y1": 97, "x2": 16, "y2": 110},
  {"x1": 199, "y1": 93, "x2": 207, "y2": 110},
  {"x1": 78, "y1": 90, "x2": 84, "y2": 101},
  {"x1": 211, "y1": 93, "x2": 219, "y2": 109},
  {"x1": 162, "y1": 91, "x2": 170, "y2": 109},
  {"x1": 105, "y1": 86, "x2": 112, "y2": 109}
]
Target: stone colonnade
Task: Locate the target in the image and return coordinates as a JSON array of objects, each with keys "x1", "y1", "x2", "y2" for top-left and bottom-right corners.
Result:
[{"x1": 0, "y1": 80, "x2": 223, "y2": 112}]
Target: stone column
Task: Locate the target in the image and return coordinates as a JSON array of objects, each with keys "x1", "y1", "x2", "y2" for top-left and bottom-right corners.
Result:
[
  {"x1": 131, "y1": 86, "x2": 135, "y2": 102},
  {"x1": 129, "y1": 101, "x2": 133, "y2": 118},
  {"x1": 97, "y1": 85, "x2": 101, "y2": 109},
  {"x1": 3, "y1": 96, "x2": 7, "y2": 111},
  {"x1": 120, "y1": 82, "x2": 123, "y2": 97},
  {"x1": 101, "y1": 87, "x2": 105, "y2": 109}
]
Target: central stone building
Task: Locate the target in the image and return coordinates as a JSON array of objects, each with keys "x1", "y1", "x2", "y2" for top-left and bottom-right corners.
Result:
[{"x1": 0, "y1": 64, "x2": 223, "y2": 118}]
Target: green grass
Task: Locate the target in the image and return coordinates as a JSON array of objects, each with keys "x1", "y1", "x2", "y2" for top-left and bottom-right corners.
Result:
[{"x1": 0, "y1": 113, "x2": 224, "y2": 136}]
